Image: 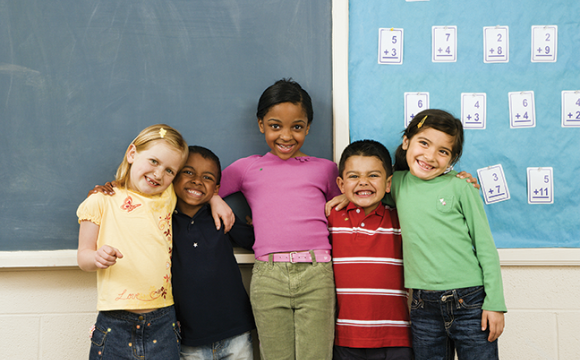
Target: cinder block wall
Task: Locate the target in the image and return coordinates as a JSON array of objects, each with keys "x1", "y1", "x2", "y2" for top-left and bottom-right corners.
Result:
[
  {"x1": 0, "y1": 266, "x2": 578, "y2": 359},
  {"x1": 499, "y1": 266, "x2": 580, "y2": 359}
]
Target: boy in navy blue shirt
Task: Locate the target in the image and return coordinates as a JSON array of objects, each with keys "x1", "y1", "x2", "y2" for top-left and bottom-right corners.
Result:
[{"x1": 171, "y1": 146, "x2": 255, "y2": 359}]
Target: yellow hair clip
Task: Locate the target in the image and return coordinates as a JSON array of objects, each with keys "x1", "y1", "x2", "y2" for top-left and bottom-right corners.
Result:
[
  {"x1": 159, "y1": 128, "x2": 167, "y2": 138},
  {"x1": 417, "y1": 115, "x2": 427, "y2": 129}
]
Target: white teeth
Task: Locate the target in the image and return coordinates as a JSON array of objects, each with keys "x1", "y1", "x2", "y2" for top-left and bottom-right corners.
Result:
[
  {"x1": 146, "y1": 177, "x2": 159, "y2": 186},
  {"x1": 418, "y1": 160, "x2": 434, "y2": 170},
  {"x1": 187, "y1": 189, "x2": 202, "y2": 196},
  {"x1": 357, "y1": 191, "x2": 373, "y2": 196}
]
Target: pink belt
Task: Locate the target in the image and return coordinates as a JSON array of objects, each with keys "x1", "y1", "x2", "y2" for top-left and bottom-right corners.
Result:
[{"x1": 255, "y1": 250, "x2": 331, "y2": 263}]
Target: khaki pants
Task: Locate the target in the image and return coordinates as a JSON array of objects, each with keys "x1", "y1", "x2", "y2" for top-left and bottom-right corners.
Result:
[{"x1": 250, "y1": 257, "x2": 336, "y2": 360}]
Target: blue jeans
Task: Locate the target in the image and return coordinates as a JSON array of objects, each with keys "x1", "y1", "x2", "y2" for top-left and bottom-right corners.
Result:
[
  {"x1": 89, "y1": 306, "x2": 180, "y2": 360},
  {"x1": 179, "y1": 331, "x2": 253, "y2": 360},
  {"x1": 410, "y1": 286, "x2": 499, "y2": 360}
]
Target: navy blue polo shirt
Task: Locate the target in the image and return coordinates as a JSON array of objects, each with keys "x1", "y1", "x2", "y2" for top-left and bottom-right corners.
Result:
[{"x1": 171, "y1": 203, "x2": 255, "y2": 347}]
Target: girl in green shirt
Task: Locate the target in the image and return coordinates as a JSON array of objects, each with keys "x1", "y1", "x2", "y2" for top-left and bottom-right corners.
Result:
[{"x1": 391, "y1": 109, "x2": 506, "y2": 360}]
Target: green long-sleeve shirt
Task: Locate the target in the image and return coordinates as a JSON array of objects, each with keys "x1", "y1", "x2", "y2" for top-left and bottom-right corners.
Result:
[{"x1": 390, "y1": 170, "x2": 507, "y2": 312}]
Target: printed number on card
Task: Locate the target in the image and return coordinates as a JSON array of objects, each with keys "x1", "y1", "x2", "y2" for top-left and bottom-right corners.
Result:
[
  {"x1": 509, "y1": 91, "x2": 536, "y2": 128},
  {"x1": 404, "y1": 92, "x2": 429, "y2": 127},
  {"x1": 477, "y1": 165, "x2": 510, "y2": 204},
  {"x1": 561, "y1": 91, "x2": 580, "y2": 127},
  {"x1": 379, "y1": 28, "x2": 404, "y2": 64},
  {"x1": 532, "y1": 26, "x2": 557, "y2": 62},
  {"x1": 432, "y1": 26, "x2": 457, "y2": 62},
  {"x1": 527, "y1": 167, "x2": 554, "y2": 204},
  {"x1": 484, "y1": 26, "x2": 509, "y2": 63},
  {"x1": 461, "y1": 93, "x2": 486, "y2": 129}
]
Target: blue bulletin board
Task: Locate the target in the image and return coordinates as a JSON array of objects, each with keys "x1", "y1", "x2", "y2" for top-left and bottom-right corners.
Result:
[{"x1": 348, "y1": 0, "x2": 580, "y2": 248}]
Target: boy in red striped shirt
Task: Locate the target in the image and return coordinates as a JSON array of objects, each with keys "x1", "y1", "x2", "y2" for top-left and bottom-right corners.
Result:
[{"x1": 329, "y1": 140, "x2": 413, "y2": 360}]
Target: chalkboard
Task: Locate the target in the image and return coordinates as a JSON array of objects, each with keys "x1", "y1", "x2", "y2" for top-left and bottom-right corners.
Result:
[
  {"x1": 348, "y1": 0, "x2": 579, "y2": 248},
  {"x1": 0, "y1": 0, "x2": 333, "y2": 251}
]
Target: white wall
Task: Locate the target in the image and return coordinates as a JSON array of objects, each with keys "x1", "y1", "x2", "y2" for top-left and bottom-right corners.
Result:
[
  {"x1": 0, "y1": 268, "x2": 96, "y2": 359},
  {"x1": 500, "y1": 266, "x2": 580, "y2": 359}
]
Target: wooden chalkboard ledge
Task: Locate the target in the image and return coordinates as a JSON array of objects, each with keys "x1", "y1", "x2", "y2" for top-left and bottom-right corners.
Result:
[
  {"x1": 0, "y1": 249, "x2": 579, "y2": 270},
  {"x1": 0, "y1": 249, "x2": 257, "y2": 270},
  {"x1": 497, "y1": 248, "x2": 580, "y2": 266}
]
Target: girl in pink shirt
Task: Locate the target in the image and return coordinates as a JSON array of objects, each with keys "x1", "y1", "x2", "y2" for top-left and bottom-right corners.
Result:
[{"x1": 211, "y1": 79, "x2": 340, "y2": 360}]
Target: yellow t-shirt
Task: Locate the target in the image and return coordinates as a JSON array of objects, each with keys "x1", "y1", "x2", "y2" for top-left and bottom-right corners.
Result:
[{"x1": 77, "y1": 185, "x2": 176, "y2": 311}]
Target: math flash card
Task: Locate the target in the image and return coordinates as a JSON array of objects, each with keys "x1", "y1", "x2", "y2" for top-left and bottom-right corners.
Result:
[
  {"x1": 509, "y1": 91, "x2": 536, "y2": 128},
  {"x1": 484, "y1": 26, "x2": 509, "y2": 63},
  {"x1": 379, "y1": 28, "x2": 403, "y2": 64},
  {"x1": 461, "y1": 93, "x2": 486, "y2": 129},
  {"x1": 432, "y1": 26, "x2": 457, "y2": 62},
  {"x1": 404, "y1": 92, "x2": 429, "y2": 127},
  {"x1": 562, "y1": 91, "x2": 580, "y2": 127},
  {"x1": 477, "y1": 164, "x2": 510, "y2": 204},
  {"x1": 527, "y1": 167, "x2": 554, "y2": 204},
  {"x1": 531, "y1": 25, "x2": 557, "y2": 62}
]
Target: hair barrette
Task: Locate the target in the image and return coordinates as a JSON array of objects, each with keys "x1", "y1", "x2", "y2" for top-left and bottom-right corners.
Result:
[
  {"x1": 417, "y1": 115, "x2": 427, "y2": 129},
  {"x1": 159, "y1": 128, "x2": 167, "y2": 138}
]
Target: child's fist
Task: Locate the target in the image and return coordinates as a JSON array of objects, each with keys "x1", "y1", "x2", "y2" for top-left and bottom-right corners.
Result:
[{"x1": 95, "y1": 245, "x2": 124, "y2": 269}]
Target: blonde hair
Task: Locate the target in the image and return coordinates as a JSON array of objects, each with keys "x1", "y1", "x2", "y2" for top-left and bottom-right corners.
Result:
[{"x1": 115, "y1": 124, "x2": 188, "y2": 188}]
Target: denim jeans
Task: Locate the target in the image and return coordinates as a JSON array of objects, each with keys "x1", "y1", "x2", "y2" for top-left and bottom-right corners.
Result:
[
  {"x1": 89, "y1": 306, "x2": 180, "y2": 360},
  {"x1": 410, "y1": 286, "x2": 499, "y2": 360},
  {"x1": 179, "y1": 331, "x2": 253, "y2": 360},
  {"x1": 250, "y1": 257, "x2": 336, "y2": 360}
]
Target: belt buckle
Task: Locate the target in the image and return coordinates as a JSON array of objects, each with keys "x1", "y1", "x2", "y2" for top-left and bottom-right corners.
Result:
[{"x1": 289, "y1": 251, "x2": 298, "y2": 263}]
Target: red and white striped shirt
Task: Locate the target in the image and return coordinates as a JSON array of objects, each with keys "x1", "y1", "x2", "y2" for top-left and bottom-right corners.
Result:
[{"x1": 329, "y1": 202, "x2": 411, "y2": 348}]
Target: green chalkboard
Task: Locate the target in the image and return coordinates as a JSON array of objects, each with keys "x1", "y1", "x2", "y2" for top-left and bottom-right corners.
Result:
[{"x1": 0, "y1": 0, "x2": 333, "y2": 250}]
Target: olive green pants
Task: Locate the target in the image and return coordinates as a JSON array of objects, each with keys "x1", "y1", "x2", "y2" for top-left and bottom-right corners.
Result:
[{"x1": 250, "y1": 257, "x2": 336, "y2": 360}]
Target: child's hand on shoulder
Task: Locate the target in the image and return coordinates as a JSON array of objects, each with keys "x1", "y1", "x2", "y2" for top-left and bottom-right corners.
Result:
[
  {"x1": 95, "y1": 245, "x2": 124, "y2": 269},
  {"x1": 456, "y1": 171, "x2": 480, "y2": 190},
  {"x1": 325, "y1": 194, "x2": 348, "y2": 217},
  {"x1": 88, "y1": 182, "x2": 117, "y2": 197},
  {"x1": 481, "y1": 310, "x2": 504, "y2": 342}
]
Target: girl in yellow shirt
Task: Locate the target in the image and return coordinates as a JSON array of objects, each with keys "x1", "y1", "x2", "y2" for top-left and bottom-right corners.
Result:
[{"x1": 77, "y1": 124, "x2": 188, "y2": 360}]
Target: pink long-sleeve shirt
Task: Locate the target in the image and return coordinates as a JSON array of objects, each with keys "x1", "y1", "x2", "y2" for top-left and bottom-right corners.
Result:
[{"x1": 219, "y1": 152, "x2": 341, "y2": 258}]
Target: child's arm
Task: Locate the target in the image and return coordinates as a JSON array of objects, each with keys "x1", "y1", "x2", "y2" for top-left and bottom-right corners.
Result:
[
  {"x1": 87, "y1": 183, "x2": 236, "y2": 233},
  {"x1": 227, "y1": 215, "x2": 255, "y2": 250},
  {"x1": 482, "y1": 310, "x2": 505, "y2": 342},
  {"x1": 77, "y1": 221, "x2": 123, "y2": 272},
  {"x1": 459, "y1": 182, "x2": 507, "y2": 340},
  {"x1": 209, "y1": 194, "x2": 235, "y2": 233},
  {"x1": 324, "y1": 170, "x2": 479, "y2": 216}
]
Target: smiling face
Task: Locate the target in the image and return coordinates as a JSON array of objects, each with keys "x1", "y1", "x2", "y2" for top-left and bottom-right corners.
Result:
[
  {"x1": 173, "y1": 153, "x2": 220, "y2": 218},
  {"x1": 126, "y1": 141, "x2": 184, "y2": 195},
  {"x1": 337, "y1": 155, "x2": 391, "y2": 215},
  {"x1": 402, "y1": 127, "x2": 456, "y2": 181},
  {"x1": 258, "y1": 102, "x2": 311, "y2": 160}
]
